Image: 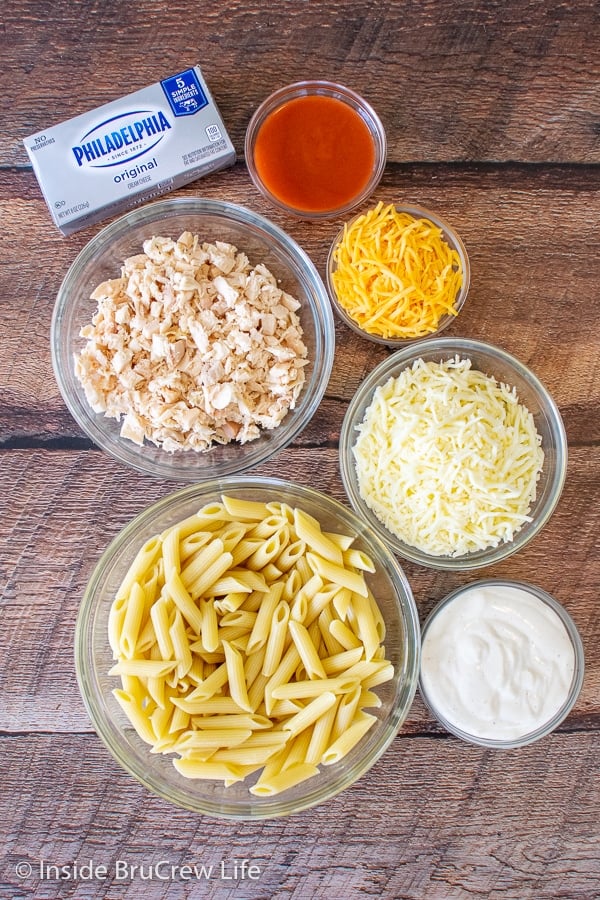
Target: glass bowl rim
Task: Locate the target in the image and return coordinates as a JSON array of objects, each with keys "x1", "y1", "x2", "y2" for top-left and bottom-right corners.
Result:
[
  {"x1": 339, "y1": 336, "x2": 568, "y2": 570},
  {"x1": 244, "y1": 80, "x2": 387, "y2": 221},
  {"x1": 325, "y1": 202, "x2": 471, "y2": 347},
  {"x1": 75, "y1": 474, "x2": 422, "y2": 819},
  {"x1": 50, "y1": 196, "x2": 336, "y2": 481},
  {"x1": 418, "y1": 578, "x2": 585, "y2": 748}
]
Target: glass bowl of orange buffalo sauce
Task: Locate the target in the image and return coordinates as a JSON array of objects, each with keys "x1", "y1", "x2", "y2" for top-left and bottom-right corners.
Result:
[{"x1": 245, "y1": 81, "x2": 387, "y2": 220}]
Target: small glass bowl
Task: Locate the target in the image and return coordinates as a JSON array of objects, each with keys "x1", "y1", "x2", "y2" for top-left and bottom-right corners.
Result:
[
  {"x1": 75, "y1": 476, "x2": 421, "y2": 819},
  {"x1": 339, "y1": 337, "x2": 567, "y2": 570},
  {"x1": 245, "y1": 80, "x2": 386, "y2": 220},
  {"x1": 326, "y1": 204, "x2": 470, "y2": 347},
  {"x1": 51, "y1": 198, "x2": 335, "y2": 481},
  {"x1": 418, "y1": 579, "x2": 585, "y2": 748}
]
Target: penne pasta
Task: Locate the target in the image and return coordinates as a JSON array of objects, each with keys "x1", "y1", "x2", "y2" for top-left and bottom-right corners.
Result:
[
  {"x1": 119, "y1": 581, "x2": 146, "y2": 659},
  {"x1": 275, "y1": 539, "x2": 306, "y2": 573},
  {"x1": 305, "y1": 585, "x2": 341, "y2": 628},
  {"x1": 178, "y1": 530, "x2": 213, "y2": 562},
  {"x1": 246, "y1": 527, "x2": 289, "y2": 571},
  {"x1": 250, "y1": 763, "x2": 319, "y2": 797},
  {"x1": 177, "y1": 697, "x2": 247, "y2": 715},
  {"x1": 115, "y1": 535, "x2": 163, "y2": 602},
  {"x1": 282, "y1": 568, "x2": 303, "y2": 602},
  {"x1": 263, "y1": 644, "x2": 302, "y2": 716},
  {"x1": 271, "y1": 676, "x2": 359, "y2": 700},
  {"x1": 351, "y1": 592, "x2": 382, "y2": 662},
  {"x1": 329, "y1": 617, "x2": 362, "y2": 651},
  {"x1": 332, "y1": 587, "x2": 353, "y2": 621},
  {"x1": 262, "y1": 563, "x2": 283, "y2": 583},
  {"x1": 247, "y1": 515, "x2": 287, "y2": 540},
  {"x1": 107, "y1": 493, "x2": 395, "y2": 794},
  {"x1": 185, "y1": 550, "x2": 234, "y2": 601},
  {"x1": 321, "y1": 712, "x2": 377, "y2": 765},
  {"x1": 108, "y1": 595, "x2": 128, "y2": 658},
  {"x1": 288, "y1": 620, "x2": 326, "y2": 680},
  {"x1": 280, "y1": 729, "x2": 312, "y2": 771},
  {"x1": 199, "y1": 597, "x2": 219, "y2": 653},
  {"x1": 216, "y1": 523, "x2": 248, "y2": 554},
  {"x1": 305, "y1": 699, "x2": 338, "y2": 766},
  {"x1": 229, "y1": 538, "x2": 264, "y2": 568},
  {"x1": 169, "y1": 610, "x2": 193, "y2": 680},
  {"x1": 174, "y1": 728, "x2": 252, "y2": 752},
  {"x1": 217, "y1": 591, "x2": 249, "y2": 613},
  {"x1": 307, "y1": 552, "x2": 369, "y2": 598},
  {"x1": 331, "y1": 684, "x2": 362, "y2": 741},
  {"x1": 322, "y1": 530, "x2": 355, "y2": 551},
  {"x1": 321, "y1": 646, "x2": 364, "y2": 675},
  {"x1": 166, "y1": 570, "x2": 203, "y2": 635},
  {"x1": 318, "y1": 607, "x2": 345, "y2": 657},
  {"x1": 173, "y1": 759, "x2": 245, "y2": 782},
  {"x1": 180, "y1": 539, "x2": 225, "y2": 591},
  {"x1": 169, "y1": 706, "x2": 191, "y2": 735},
  {"x1": 210, "y1": 742, "x2": 288, "y2": 767},
  {"x1": 113, "y1": 689, "x2": 157, "y2": 745},
  {"x1": 150, "y1": 594, "x2": 174, "y2": 660},
  {"x1": 281, "y1": 691, "x2": 337, "y2": 738},
  {"x1": 342, "y1": 548, "x2": 376, "y2": 573},
  {"x1": 293, "y1": 508, "x2": 344, "y2": 565},
  {"x1": 109, "y1": 659, "x2": 177, "y2": 678},
  {"x1": 223, "y1": 640, "x2": 252, "y2": 712},
  {"x1": 261, "y1": 600, "x2": 290, "y2": 677},
  {"x1": 222, "y1": 496, "x2": 271, "y2": 521},
  {"x1": 161, "y1": 526, "x2": 181, "y2": 580}
]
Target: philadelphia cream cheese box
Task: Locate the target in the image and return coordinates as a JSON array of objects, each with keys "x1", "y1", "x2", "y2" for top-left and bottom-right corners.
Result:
[{"x1": 23, "y1": 66, "x2": 236, "y2": 234}]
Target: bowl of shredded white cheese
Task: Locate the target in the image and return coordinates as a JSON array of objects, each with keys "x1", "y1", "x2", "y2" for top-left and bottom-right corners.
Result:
[{"x1": 339, "y1": 337, "x2": 567, "y2": 570}]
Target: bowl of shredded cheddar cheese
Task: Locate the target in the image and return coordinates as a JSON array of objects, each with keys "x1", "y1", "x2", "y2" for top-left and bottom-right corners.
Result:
[
  {"x1": 339, "y1": 338, "x2": 567, "y2": 570},
  {"x1": 326, "y1": 202, "x2": 470, "y2": 345}
]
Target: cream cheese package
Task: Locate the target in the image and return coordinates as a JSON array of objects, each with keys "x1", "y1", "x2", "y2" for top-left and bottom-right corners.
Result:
[{"x1": 23, "y1": 66, "x2": 236, "y2": 234}]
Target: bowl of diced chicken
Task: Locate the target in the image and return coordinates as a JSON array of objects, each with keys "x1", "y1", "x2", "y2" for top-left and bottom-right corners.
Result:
[{"x1": 51, "y1": 198, "x2": 335, "y2": 480}]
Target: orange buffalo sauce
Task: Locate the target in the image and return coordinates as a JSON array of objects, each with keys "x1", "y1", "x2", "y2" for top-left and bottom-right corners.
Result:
[{"x1": 252, "y1": 95, "x2": 376, "y2": 214}]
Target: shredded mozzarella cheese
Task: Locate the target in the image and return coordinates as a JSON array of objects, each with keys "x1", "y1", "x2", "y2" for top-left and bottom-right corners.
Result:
[{"x1": 353, "y1": 357, "x2": 544, "y2": 557}]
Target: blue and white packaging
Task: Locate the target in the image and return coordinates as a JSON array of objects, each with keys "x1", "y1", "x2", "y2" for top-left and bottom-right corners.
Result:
[{"x1": 23, "y1": 66, "x2": 236, "y2": 234}]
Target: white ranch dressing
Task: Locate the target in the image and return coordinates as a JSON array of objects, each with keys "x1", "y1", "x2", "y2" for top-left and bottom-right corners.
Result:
[{"x1": 420, "y1": 583, "x2": 576, "y2": 741}]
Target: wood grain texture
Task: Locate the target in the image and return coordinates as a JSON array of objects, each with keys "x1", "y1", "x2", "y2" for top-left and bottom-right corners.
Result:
[
  {"x1": 1, "y1": 447, "x2": 599, "y2": 734},
  {"x1": 1, "y1": 167, "x2": 599, "y2": 446},
  {"x1": 1, "y1": 0, "x2": 599, "y2": 897},
  {"x1": 1, "y1": 733, "x2": 599, "y2": 899},
  {"x1": 2, "y1": 0, "x2": 600, "y2": 166}
]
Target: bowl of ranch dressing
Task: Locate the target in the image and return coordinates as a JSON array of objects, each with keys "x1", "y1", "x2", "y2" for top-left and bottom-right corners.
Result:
[{"x1": 419, "y1": 580, "x2": 584, "y2": 748}]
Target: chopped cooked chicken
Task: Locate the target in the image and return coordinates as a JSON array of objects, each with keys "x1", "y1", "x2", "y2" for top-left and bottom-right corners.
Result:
[{"x1": 74, "y1": 232, "x2": 309, "y2": 452}]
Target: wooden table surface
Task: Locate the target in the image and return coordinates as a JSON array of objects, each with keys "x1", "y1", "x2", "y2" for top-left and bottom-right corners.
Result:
[{"x1": 2, "y1": 1, "x2": 599, "y2": 898}]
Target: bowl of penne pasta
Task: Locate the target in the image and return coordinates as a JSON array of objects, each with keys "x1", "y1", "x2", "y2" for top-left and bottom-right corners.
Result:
[
  {"x1": 75, "y1": 476, "x2": 421, "y2": 818},
  {"x1": 52, "y1": 198, "x2": 335, "y2": 480}
]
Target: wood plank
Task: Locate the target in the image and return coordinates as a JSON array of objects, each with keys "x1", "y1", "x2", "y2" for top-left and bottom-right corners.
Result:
[
  {"x1": 3, "y1": 1, "x2": 600, "y2": 166},
  {"x1": 1, "y1": 171, "x2": 599, "y2": 446},
  {"x1": 1, "y1": 447, "x2": 598, "y2": 732},
  {"x1": 0, "y1": 731, "x2": 599, "y2": 899}
]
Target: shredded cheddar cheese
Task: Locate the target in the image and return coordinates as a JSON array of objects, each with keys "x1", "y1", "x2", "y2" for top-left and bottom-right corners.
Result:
[
  {"x1": 331, "y1": 202, "x2": 464, "y2": 340},
  {"x1": 353, "y1": 357, "x2": 544, "y2": 557}
]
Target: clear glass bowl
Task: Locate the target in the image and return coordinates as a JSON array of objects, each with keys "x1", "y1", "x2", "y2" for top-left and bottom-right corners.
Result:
[
  {"x1": 51, "y1": 198, "x2": 335, "y2": 480},
  {"x1": 326, "y1": 204, "x2": 470, "y2": 347},
  {"x1": 419, "y1": 579, "x2": 585, "y2": 748},
  {"x1": 244, "y1": 80, "x2": 387, "y2": 220},
  {"x1": 75, "y1": 476, "x2": 421, "y2": 819},
  {"x1": 339, "y1": 337, "x2": 567, "y2": 570}
]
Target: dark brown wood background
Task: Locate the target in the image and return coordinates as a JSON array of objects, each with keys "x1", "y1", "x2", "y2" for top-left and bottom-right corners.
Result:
[{"x1": 1, "y1": 1, "x2": 599, "y2": 898}]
